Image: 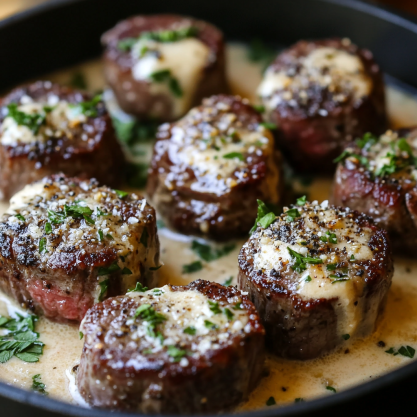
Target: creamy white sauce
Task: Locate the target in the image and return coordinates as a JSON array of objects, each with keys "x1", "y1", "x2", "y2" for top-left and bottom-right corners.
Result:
[
  {"x1": 0, "y1": 43, "x2": 417, "y2": 411},
  {"x1": 131, "y1": 38, "x2": 210, "y2": 119}
]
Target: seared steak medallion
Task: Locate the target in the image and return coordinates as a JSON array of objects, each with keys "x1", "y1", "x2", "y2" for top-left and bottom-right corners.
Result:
[
  {"x1": 238, "y1": 200, "x2": 393, "y2": 359},
  {"x1": 333, "y1": 128, "x2": 417, "y2": 255},
  {"x1": 102, "y1": 14, "x2": 228, "y2": 122},
  {"x1": 77, "y1": 280, "x2": 265, "y2": 413},
  {"x1": 147, "y1": 95, "x2": 282, "y2": 240},
  {"x1": 0, "y1": 81, "x2": 125, "y2": 200},
  {"x1": 0, "y1": 174, "x2": 160, "y2": 323},
  {"x1": 258, "y1": 38, "x2": 387, "y2": 173}
]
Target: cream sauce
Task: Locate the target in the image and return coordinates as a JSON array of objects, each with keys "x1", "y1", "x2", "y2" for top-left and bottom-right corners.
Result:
[{"x1": 0, "y1": 43, "x2": 417, "y2": 411}]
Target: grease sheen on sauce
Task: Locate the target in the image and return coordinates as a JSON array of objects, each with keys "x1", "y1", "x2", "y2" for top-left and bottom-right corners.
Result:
[{"x1": 1, "y1": 43, "x2": 417, "y2": 410}]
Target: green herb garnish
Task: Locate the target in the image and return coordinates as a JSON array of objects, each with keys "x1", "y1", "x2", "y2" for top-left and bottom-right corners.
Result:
[
  {"x1": 184, "y1": 326, "x2": 196, "y2": 335},
  {"x1": 250, "y1": 199, "x2": 276, "y2": 234},
  {"x1": 266, "y1": 396, "x2": 276, "y2": 406},
  {"x1": 223, "y1": 276, "x2": 233, "y2": 287},
  {"x1": 6, "y1": 103, "x2": 46, "y2": 134},
  {"x1": 224, "y1": 308, "x2": 234, "y2": 320},
  {"x1": 134, "y1": 304, "x2": 166, "y2": 338},
  {"x1": 182, "y1": 261, "x2": 203, "y2": 274},
  {"x1": 140, "y1": 228, "x2": 148, "y2": 248},
  {"x1": 296, "y1": 195, "x2": 307, "y2": 206},
  {"x1": 79, "y1": 332, "x2": 83, "y2": 340},
  {"x1": 259, "y1": 122, "x2": 277, "y2": 130},
  {"x1": 15, "y1": 214, "x2": 25, "y2": 221},
  {"x1": 305, "y1": 275, "x2": 312, "y2": 282},
  {"x1": 326, "y1": 386, "x2": 337, "y2": 393},
  {"x1": 128, "y1": 282, "x2": 148, "y2": 293},
  {"x1": 204, "y1": 320, "x2": 218, "y2": 330},
  {"x1": 285, "y1": 208, "x2": 301, "y2": 222},
  {"x1": 97, "y1": 261, "x2": 121, "y2": 276},
  {"x1": 98, "y1": 279, "x2": 110, "y2": 301},
  {"x1": 208, "y1": 300, "x2": 222, "y2": 315},
  {"x1": 287, "y1": 247, "x2": 323, "y2": 273},
  {"x1": 39, "y1": 237, "x2": 47, "y2": 254},
  {"x1": 0, "y1": 313, "x2": 44, "y2": 364},
  {"x1": 149, "y1": 69, "x2": 183, "y2": 97},
  {"x1": 342, "y1": 334, "x2": 350, "y2": 340},
  {"x1": 223, "y1": 152, "x2": 244, "y2": 161},
  {"x1": 32, "y1": 374, "x2": 48, "y2": 395},
  {"x1": 114, "y1": 189, "x2": 129, "y2": 199},
  {"x1": 167, "y1": 345, "x2": 187, "y2": 362},
  {"x1": 69, "y1": 72, "x2": 87, "y2": 90},
  {"x1": 191, "y1": 240, "x2": 235, "y2": 262}
]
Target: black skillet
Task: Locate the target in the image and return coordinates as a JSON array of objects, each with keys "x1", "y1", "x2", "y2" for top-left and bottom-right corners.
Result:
[{"x1": 1, "y1": 0, "x2": 417, "y2": 416}]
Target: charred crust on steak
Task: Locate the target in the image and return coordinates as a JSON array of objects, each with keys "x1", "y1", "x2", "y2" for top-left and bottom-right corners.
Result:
[
  {"x1": 147, "y1": 94, "x2": 282, "y2": 240},
  {"x1": 238, "y1": 200, "x2": 393, "y2": 359},
  {"x1": 101, "y1": 14, "x2": 228, "y2": 121},
  {"x1": 77, "y1": 280, "x2": 265, "y2": 413},
  {"x1": 258, "y1": 38, "x2": 387, "y2": 173},
  {"x1": 0, "y1": 174, "x2": 160, "y2": 323},
  {"x1": 332, "y1": 127, "x2": 417, "y2": 255},
  {"x1": 0, "y1": 81, "x2": 125, "y2": 200}
]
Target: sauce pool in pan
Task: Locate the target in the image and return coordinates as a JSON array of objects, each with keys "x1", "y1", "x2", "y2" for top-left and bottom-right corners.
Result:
[{"x1": 1, "y1": 43, "x2": 417, "y2": 410}]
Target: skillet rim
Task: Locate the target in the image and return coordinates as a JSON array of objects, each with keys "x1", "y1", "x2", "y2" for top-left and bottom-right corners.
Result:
[{"x1": 0, "y1": 0, "x2": 417, "y2": 415}]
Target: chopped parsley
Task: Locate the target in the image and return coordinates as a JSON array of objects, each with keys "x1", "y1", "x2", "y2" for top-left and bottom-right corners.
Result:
[
  {"x1": 191, "y1": 241, "x2": 235, "y2": 262},
  {"x1": 287, "y1": 247, "x2": 323, "y2": 273},
  {"x1": 223, "y1": 276, "x2": 233, "y2": 287},
  {"x1": 342, "y1": 334, "x2": 350, "y2": 340},
  {"x1": 71, "y1": 94, "x2": 102, "y2": 118},
  {"x1": 247, "y1": 38, "x2": 276, "y2": 71},
  {"x1": 385, "y1": 345, "x2": 415, "y2": 358},
  {"x1": 97, "y1": 261, "x2": 121, "y2": 276},
  {"x1": 69, "y1": 72, "x2": 87, "y2": 90},
  {"x1": 330, "y1": 274, "x2": 349, "y2": 284},
  {"x1": 133, "y1": 304, "x2": 166, "y2": 338},
  {"x1": 149, "y1": 69, "x2": 183, "y2": 97},
  {"x1": 233, "y1": 302, "x2": 243, "y2": 310},
  {"x1": 296, "y1": 195, "x2": 307, "y2": 206},
  {"x1": 47, "y1": 202, "x2": 94, "y2": 225},
  {"x1": 182, "y1": 261, "x2": 203, "y2": 274},
  {"x1": 32, "y1": 374, "x2": 48, "y2": 395},
  {"x1": 0, "y1": 313, "x2": 44, "y2": 363},
  {"x1": 149, "y1": 265, "x2": 163, "y2": 271},
  {"x1": 127, "y1": 282, "x2": 148, "y2": 293},
  {"x1": 39, "y1": 237, "x2": 47, "y2": 254},
  {"x1": 204, "y1": 320, "x2": 218, "y2": 330},
  {"x1": 98, "y1": 230, "x2": 104, "y2": 242},
  {"x1": 326, "y1": 386, "x2": 337, "y2": 393},
  {"x1": 285, "y1": 208, "x2": 301, "y2": 222},
  {"x1": 44, "y1": 222, "x2": 52, "y2": 234},
  {"x1": 253, "y1": 104, "x2": 265, "y2": 113},
  {"x1": 167, "y1": 345, "x2": 187, "y2": 362},
  {"x1": 259, "y1": 122, "x2": 277, "y2": 130},
  {"x1": 223, "y1": 152, "x2": 244, "y2": 161},
  {"x1": 208, "y1": 300, "x2": 222, "y2": 315},
  {"x1": 126, "y1": 163, "x2": 149, "y2": 188},
  {"x1": 184, "y1": 326, "x2": 196, "y2": 335},
  {"x1": 305, "y1": 275, "x2": 312, "y2": 282},
  {"x1": 350, "y1": 255, "x2": 355, "y2": 261},
  {"x1": 326, "y1": 263, "x2": 337, "y2": 271},
  {"x1": 250, "y1": 199, "x2": 276, "y2": 234},
  {"x1": 140, "y1": 229, "x2": 148, "y2": 248},
  {"x1": 98, "y1": 279, "x2": 110, "y2": 301},
  {"x1": 333, "y1": 150, "x2": 369, "y2": 167},
  {"x1": 118, "y1": 26, "x2": 199, "y2": 51},
  {"x1": 224, "y1": 308, "x2": 234, "y2": 320},
  {"x1": 320, "y1": 231, "x2": 338, "y2": 244},
  {"x1": 6, "y1": 103, "x2": 47, "y2": 134},
  {"x1": 122, "y1": 267, "x2": 132, "y2": 275},
  {"x1": 114, "y1": 189, "x2": 129, "y2": 199},
  {"x1": 266, "y1": 396, "x2": 276, "y2": 406},
  {"x1": 15, "y1": 214, "x2": 25, "y2": 221},
  {"x1": 295, "y1": 398, "x2": 304, "y2": 403},
  {"x1": 79, "y1": 332, "x2": 84, "y2": 340}
]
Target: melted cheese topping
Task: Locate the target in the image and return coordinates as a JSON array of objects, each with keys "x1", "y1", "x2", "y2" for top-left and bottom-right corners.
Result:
[
  {"x1": 258, "y1": 46, "x2": 372, "y2": 112},
  {"x1": 131, "y1": 38, "x2": 210, "y2": 119},
  {"x1": 1, "y1": 95, "x2": 87, "y2": 146},
  {"x1": 5, "y1": 178, "x2": 159, "y2": 295},
  {"x1": 99, "y1": 285, "x2": 250, "y2": 359},
  {"x1": 252, "y1": 201, "x2": 375, "y2": 336},
  {"x1": 159, "y1": 99, "x2": 275, "y2": 196}
]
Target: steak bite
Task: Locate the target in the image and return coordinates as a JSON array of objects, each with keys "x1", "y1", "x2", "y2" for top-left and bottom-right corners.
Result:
[
  {"x1": 333, "y1": 128, "x2": 417, "y2": 255},
  {"x1": 77, "y1": 280, "x2": 265, "y2": 413},
  {"x1": 0, "y1": 175, "x2": 160, "y2": 323},
  {"x1": 258, "y1": 38, "x2": 387, "y2": 173},
  {"x1": 147, "y1": 95, "x2": 282, "y2": 240},
  {"x1": 0, "y1": 81, "x2": 125, "y2": 201},
  {"x1": 102, "y1": 14, "x2": 228, "y2": 122},
  {"x1": 238, "y1": 199, "x2": 393, "y2": 360}
]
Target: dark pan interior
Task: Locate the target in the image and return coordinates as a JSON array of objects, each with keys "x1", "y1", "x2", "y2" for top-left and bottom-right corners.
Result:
[{"x1": 1, "y1": 0, "x2": 417, "y2": 416}]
